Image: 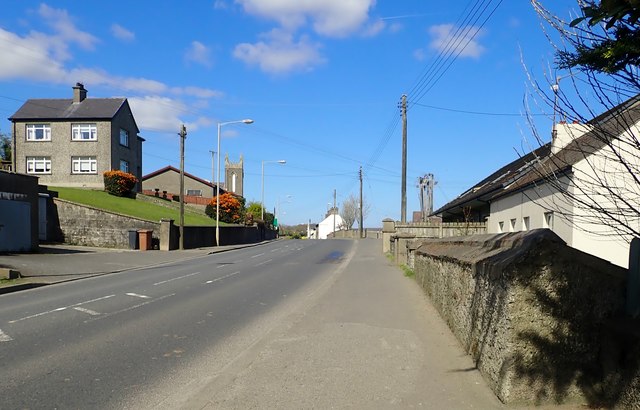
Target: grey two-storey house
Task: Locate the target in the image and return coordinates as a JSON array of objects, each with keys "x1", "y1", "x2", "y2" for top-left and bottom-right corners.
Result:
[{"x1": 9, "y1": 83, "x2": 143, "y2": 190}]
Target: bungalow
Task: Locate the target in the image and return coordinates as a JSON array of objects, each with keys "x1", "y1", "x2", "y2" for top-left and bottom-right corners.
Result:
[{"x1": 435, "y1": 94, "x2": 640, "y2": 268}]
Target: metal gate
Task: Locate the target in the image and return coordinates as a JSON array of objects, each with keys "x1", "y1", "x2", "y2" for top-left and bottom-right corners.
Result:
[{"x1": 0, "y1": 199, "x2": 31, "y2": 252}]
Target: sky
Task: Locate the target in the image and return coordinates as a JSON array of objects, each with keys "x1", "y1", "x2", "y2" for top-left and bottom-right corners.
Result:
[{"x1": 0, "y1": 0, "x2": 584, "y2": 227}]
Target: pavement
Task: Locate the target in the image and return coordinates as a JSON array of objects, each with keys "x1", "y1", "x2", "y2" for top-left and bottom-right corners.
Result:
[{"x1": 0, "y1": 242, "x2": 265, "y2": 294}]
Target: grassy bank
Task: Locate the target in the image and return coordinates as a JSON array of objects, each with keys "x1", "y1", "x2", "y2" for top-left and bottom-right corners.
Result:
[{"x1": 51, "y1": 187, "x2": 217, "y2": 226}]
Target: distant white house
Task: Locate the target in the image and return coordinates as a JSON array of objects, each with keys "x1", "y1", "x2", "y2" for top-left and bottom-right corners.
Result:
[{"x1": 315, "y1": 212, "x2": 345, "y2": 239}]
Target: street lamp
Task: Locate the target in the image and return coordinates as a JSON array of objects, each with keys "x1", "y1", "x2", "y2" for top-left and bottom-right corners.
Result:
[
  {"x1": 216, "y1": 119, "x2": 253, "y2": 246},
  {"x1": 261, "y1": 160, "x2": 286, "y2": 221},
  {"x1": 276, "y1": 194, "x2": 293, "y2": 222}
]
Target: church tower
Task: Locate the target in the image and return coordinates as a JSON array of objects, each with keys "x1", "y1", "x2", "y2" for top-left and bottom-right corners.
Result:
[{"x1": 225, "y1": 154, "x2": 244, "y2": 197}]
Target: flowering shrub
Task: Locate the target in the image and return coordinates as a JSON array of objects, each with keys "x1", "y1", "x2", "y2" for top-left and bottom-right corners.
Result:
[
  {"x1": 103, "y1": 170, "x2": 138, "y2": 197},
  {"x1": 205, "y1": 192, "x2": 244, "y2": 223}
]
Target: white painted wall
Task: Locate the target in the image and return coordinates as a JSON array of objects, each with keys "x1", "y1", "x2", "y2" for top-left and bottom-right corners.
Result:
[
  {"x1": 317, "y1": 213, "x2": 344, "y2": 239},
  {"x1": 489, "y1": 122, "x2": 640, "y2": 268}
]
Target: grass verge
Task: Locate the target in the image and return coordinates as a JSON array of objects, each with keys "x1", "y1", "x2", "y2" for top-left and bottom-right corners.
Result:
[{"x1": 51, "y1": 187, "x2": 218, "y2": 226}]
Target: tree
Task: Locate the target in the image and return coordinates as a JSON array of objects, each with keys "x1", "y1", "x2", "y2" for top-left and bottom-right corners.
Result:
[
  {"x1": 340, "y1": 193, "x2": 372, "y2": 230},
  {"x1": 245, "y1": 201, "x2": 263, "y2": 223},
  {"x1": 561, "y1": 0, "x2": 640, "y2": 76},
  {"x1": 205, "y1": 192, "x2": 243, "y2": 223},
  {"x1": 526, "y1": 1, "x2": 640, "y2": 241},
  {"x1": 0, "y1": 131, "x2": 11, "y2": 162}
]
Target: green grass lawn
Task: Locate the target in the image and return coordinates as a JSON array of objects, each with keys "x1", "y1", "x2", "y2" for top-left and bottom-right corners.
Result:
[{"x1": 51, "y1": 187, "x2": 218, "y2": 226}]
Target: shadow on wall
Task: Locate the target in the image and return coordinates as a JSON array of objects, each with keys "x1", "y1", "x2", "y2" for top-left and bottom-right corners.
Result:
[{"x1": 413, "y1": 230, "x2": 638, "y2": 407}]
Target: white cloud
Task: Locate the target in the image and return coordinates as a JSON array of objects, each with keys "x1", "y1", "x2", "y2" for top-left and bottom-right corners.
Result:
[
  {"x1": 428, "y1": 24, "x2": 485, "y2": 59},
  {"x1": 234, "y1": 29, "x2": 325, "y2": 74},
  {"x1": 361, "y1": 19, "x2": 385, "y2": 37},
  {"x1": 184, "y1": 41, "x2": 213, "y2": 68},
  {"x1": 413, "y1": 48, "x2": 426, "y2": 61},
  {"x1": 111, "y1": 23, "x2": 135, "y2": 42},
  {"x1": 213, "y1": 0, "x2": 229, "y2": 10},
  {"x1": 128, "y1": 96, "x2": 190, "y2": 133},
  {"x1": 236, "y1": 0, "x2": 375, "y2": 37},
  {"x1": 37, "y1": 4, "x2": 98, "y2": 51},
  {"x1": 0, "y1": 28, "x2": 67, "y2": 82}
]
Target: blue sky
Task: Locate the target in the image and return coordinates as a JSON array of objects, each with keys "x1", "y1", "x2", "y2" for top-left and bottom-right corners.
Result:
[{"x1": 0, "y1": 0, "x2": 581, "y2": 227}]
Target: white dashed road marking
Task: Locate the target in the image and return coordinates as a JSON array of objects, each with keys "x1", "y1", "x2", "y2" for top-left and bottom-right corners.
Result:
[
  {"x1": 251, "y1": 253, "x2": 265, "y2": 258},
  {"x1": 205, "y1": 271, "x2": 241, "y2": 284},
  {"x1": 85, "y1": 293, "x2": 175, "y2": 323},
  {"x1": 9, "y1": 294, "x2": 116, "y2": 323},
  {"x1": 153, "y1": 271, "x2": 201, "y2": 286},
  {"x1": 0, "y1": 328, "x2": 13, "y2": 342},
  {"x1": 254, "y1": 259, "x2": 272, "y2": 267},
  {"x1": 126, "y1": 293, "x2": 151, "y2": 299},
  {"x1": 73, "y1": 307, "x2": 101, "y2": 316}
]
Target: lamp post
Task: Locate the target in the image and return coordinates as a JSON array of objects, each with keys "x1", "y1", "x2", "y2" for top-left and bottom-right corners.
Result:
[
  {"x1": 209, "y1": 150, "x2": 216, "y2": 198},
  {"x1": 261, "y1": 160, "x2": 286, "y2": 221},
  {"x1": 216, "y1": 119, "x2": 253, "y2": 246},
  {"x1": 276, "y1": 194, "x2": 292, "y2": 222}
]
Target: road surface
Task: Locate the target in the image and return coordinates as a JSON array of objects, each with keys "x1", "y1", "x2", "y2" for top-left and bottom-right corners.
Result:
[{"x1": 0, "y1": 239, "x2": 503, "y2": 409}]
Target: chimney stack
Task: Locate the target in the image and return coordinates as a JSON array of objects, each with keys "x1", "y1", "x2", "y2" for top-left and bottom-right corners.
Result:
[{"x1": 73, "y1": 83, "x2": 87, "y2": 103}]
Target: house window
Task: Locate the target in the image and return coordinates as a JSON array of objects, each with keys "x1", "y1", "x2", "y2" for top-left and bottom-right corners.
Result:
[
  {"x1": 509, "y1": 218, "x2": 517, "y2": 232},
  {"x1": 544, "y1": 211, "x2": 554, "y2": 229},
  {"x1": 119, "y1": 160, "x2": 129, "y2": 173},
  {"x1": 26, "y1": 124, "x2": 51, "y2": 141},
  {"x1": 26, "y1": 156, "x2": 51, "y2": 174},
  {"x1": 523, "y1": 216, "x2": 530, "y2": 231},
  {"x1": 72, "y1": 123, "x2": 97, "y2": 140},
  {"x1": 119, "y1": 129, "x2": 129, "y2": 147},
  {"x1": 186, "y1": 189, "x2": 202, "y2": 196},
  {"x1": 71, "y1": 156, "x2": 97, "y2": 174},
  {"x1": 498, "y1": 221, "x2": 504, "y2": 233}
]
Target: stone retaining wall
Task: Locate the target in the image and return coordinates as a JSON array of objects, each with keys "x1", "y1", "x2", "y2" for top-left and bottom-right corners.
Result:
[
  {"x1": 412, "y1": 229, "x2": 639, "y2": 407},
  {"x1": 52, "y1": 198, "x2": 159, "y2": 248}
]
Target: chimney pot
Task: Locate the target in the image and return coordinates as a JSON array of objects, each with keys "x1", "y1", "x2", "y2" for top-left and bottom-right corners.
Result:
[{"x1": 73, "y1": 83, "x2": 87, "y2": 103}]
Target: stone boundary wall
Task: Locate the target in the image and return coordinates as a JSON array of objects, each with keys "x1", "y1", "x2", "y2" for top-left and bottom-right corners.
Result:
[
  {"x1": 330, "y1": 229, "x2": 382, "y2": 239},
  {"x1": 412, "y1": 229, "x2": 639, "y2": 407},
  {"x1": 52, "y1": 198, "x2": 160, "y2": 248}
]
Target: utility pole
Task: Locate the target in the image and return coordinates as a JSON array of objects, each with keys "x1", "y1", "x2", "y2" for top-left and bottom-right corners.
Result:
[
  {"x1": 333, "y1": 188, "x2": 337, "y2": 237},
  {"x1": 209, "y1": 150, "x2": 215, "y2": 198},
  {"x1": 179, "y1": 124, "x2": 187, "y2": 250},
  {"x1": 359, "y1": 166, "x2": 364, "y2": 238},
  {"x1": 400, "y1": 94, "x2": 407, "y2": 223}
]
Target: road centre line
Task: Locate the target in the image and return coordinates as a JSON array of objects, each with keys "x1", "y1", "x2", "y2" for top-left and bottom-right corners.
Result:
[
  {"x1": 270, "y1": 248, "x2": 280, "y2": 252},
  {"x1": 251, "y1": 253, "x2": 265, "y2": 258},
  {"x1": 84, "y1": 293, "x2": 175, "y2": 323},
  {"x1": 9, "y1": 294, "x2": 116, "y2": 323},
  {"x1": 205, "y1": 271, "x2": 241, "y2": 284},
  {"x1": 126, "y1": 293, "x2": 151, "y2": 299},
  {"x1": 153, "y1": 271, "x2": 201, "y2": 286},
  {"x1": 73, "y1": 307, "x2": 101, "y2": 316},
  {"x1": 254, "y1": 259, "x2": 272, "y2": 267},
  {"x1": 0, "y1": 328, "x2": 13, "y2": 342}
]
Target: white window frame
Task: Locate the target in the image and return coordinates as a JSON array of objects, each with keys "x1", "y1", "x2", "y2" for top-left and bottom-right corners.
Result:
[
  {"x1": 509, "y1": 218, "x2": 517, "y2": 232},
  {"x1": 119, "y1": 128, "x2": 129, "y2": 147},
  {"x1": 522, "y1": 216, "x2": 530, "y2": 231},
  {"x1": 26, "y1": 156, "x2": 51, "y2": 174},
  {"x1": 71, "y1": 123, "x2": 97, "y2": 141},
  {"x1": 498, "y1": 221, "x2": 504, "y2": 233},
  {"x1": 119, "y1": 159, "x2": 129, "y2": 173},
  {"x1": 186, "y1": 189, "x2": 202, "y2": 196},
  {"x1": 544, "y1": 211, "x2": 554, "y2": 230},
  {"x1": 71, "y1": 156, "x2": 97, "y2": 174},
  {"x1": 26, "y1": 124, "x2": 51, "y2": 141}
]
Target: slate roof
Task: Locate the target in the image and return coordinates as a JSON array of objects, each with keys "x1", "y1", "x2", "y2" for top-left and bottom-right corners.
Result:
[
  {"x1": 10, "y1": 98, "x2": 127, "y2": 121},
  {"x1": 142, "y1": 166, "x2": 227, "y2": 194},
  {"x1": 435, "y1": 93, "x2": 640, "y2": 217}
]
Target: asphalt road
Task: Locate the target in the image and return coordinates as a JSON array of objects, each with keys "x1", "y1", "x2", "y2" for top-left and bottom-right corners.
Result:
[{"x1": 0, "y1": 239, "x2": 507, "y2": 409}]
